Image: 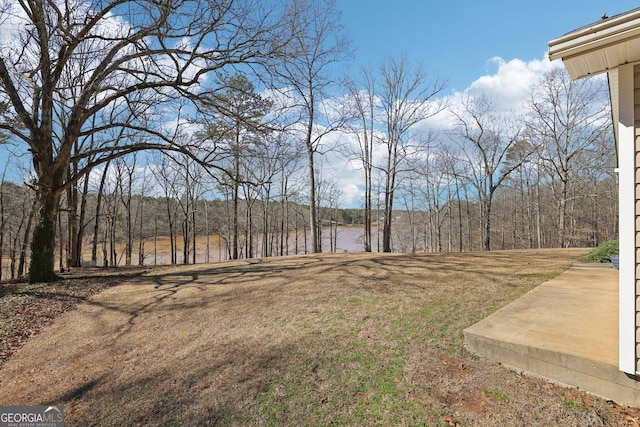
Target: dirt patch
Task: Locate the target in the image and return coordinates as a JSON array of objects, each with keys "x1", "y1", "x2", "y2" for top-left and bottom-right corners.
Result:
[{"x1": 0, "y1": 250, "x2": 639, "y2": 426}]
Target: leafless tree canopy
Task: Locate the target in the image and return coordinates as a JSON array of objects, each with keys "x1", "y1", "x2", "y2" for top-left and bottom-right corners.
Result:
[
  {"x1": 1, "y1": 0, "x2": 288, "y2": 180},
  {"x1": 0, "y1": 2, "x2": 618, "y2": 282},
  {"x1": 0, "y1": 0, "x2": 291, "y2": 281}
]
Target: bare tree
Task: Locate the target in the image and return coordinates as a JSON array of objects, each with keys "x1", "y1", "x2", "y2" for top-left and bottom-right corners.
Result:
[
  {"x1": 378, "y1": 56, "x2": 446, "y2": 252},
  {"x1": 100, "y1": 166, "x2": 122, "y2": 267},
  {"x1": 17, "y1": 196, "x2": 37, "y2": 277},
  {"x1": 153, "y1": 155, "x2": 181, "y2": 264},
  {"x1": 117, "y1": 154, "x2": 137, "y2": 266},
  {"x1": 135, "y1": 172, "x2": 153, "y2": 266},
  {"x1": 153, "y1": 151, "x2": 204, "y2": 264},
  {"x1": 0, "y1": 0, "x2": 289, "y2": 282},
  {"x1": 91, "y1": 159, "x2": 112, "y2": 264},
  {"x1": 173, "y1": 154, "x2": 203, "y2": 265},
  {"x1": 274, "y1": 136, "x2": 305, "y2": 256},
  {"x1": 449, "y1": 94, "x2": 530, "y2": 251},
  {"x1": 272, "y1": 0, "x2": 351, "y2": 253},
  {"x1": 527, "y1": 68, "x2": 611, "y2": 248},
  {"x1": 0, "y1": 167, "x2": 7, "y2": 280},
  {"x1": 253, "y1": 132, "x2": 300, "y2": 257},
  {"x1": 9, "y1": 188, "x2": 37, "y2": 278},
  {"x1": 345, "y1": 69, "x2": 376, "y2": 251},
  {"x1": 315, "y1": 171, "x2": 342, "y2": 252},
  {"x1": 414, "y1": 141, "x2": 453, "y2": 253}
]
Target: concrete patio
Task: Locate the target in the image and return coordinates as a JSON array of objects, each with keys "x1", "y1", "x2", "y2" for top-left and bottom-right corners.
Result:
[{"x1": 464, "y1": 263, "x2": 640, "y2": 407}]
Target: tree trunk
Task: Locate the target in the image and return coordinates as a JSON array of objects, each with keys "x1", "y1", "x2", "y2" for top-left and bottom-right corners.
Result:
[
  {"x1": 183, "y1": 217, "x2": 189, "y2": 264},
  {"x1": 436, "y1": 209, "x2": 443, "y2": 253},
  {"x1": 167, "y1": 199, "x2": 176, "y2": 264},
  {"x1": 102, "y1": 226, "x2": 109, "y2": 268},
  {"x1": 67, "y1": 178, "x2": 79, "y2": 268},
  {"x1": 483, "y1": 195, "x2": 492, "y2": 251},
  {"x1": 75, "y1": 175, "x2": 90, "y2": 266},
  {"x1": 10, "y1": 230, "x2": 18, "y2": 280},
  {"x1": 109, "y1": 212, "x2": 117, "y2": 267},
  {"x1": 18, "y1": 198, "x2": 38, "y2": 277},
  {"x1": 138, "y1": 195, "x2": 145, "y2": 266},
  {"x1": 29, "y1": 191, "x2": 60, "y2": 283},
  {"x1": 382, "y1": 166, "x2": 396, "y2": 252},
  {"x1": 232, "y1": 173, "x2": 239, "y2": 260},
  {"x1": 262, "y1": 199, "x2": 269, "y2": 257},
  {"x1": 192, "y1": 209, "x2": 196, "y2": 264},
  {"x1": 0, "y1": 183, "x2": 5, "y2": 281},
  {"x1": 536, "y1": 172, "x2": 542, "y2": 249},
  {"x1": 363, "y1": 144, "x2": 372, "y2": 252},
  {"x1": 464, "y1": 188, "x2": 472, "y2": 251},
  {"x1": 205, "y1": 202, "x2": 210, "y2": 263},
  {"x1": 455, "y1": 181, "x2": 463, "y2": 252},
  {"x1": 382, "y1": 139, "x2": 398, "y2": 253},
  {"x1": 307, "y1": 142, "x2": 319, "y2": 253},
  {"x1": 154, "y1": 213, "x2": 158, "y2": 265},
  {"x1": 364, "y1": 179, "x2": 371, "y2": 252},
  {"x1": 382, "y1": 202, "x2": 393, "y2": 252},
  {"x1": 557, "y1": 178, "x2": 568, "y2": 248},
  {"x1": 124, "y1": 182, "x2": 133, "y2": 266},
  {"x1": 246, "y1": 200, "x2": 254, "y2": 258},
  {"x1": 92, "y1": 160, "x2": 111, "y2": 263}
]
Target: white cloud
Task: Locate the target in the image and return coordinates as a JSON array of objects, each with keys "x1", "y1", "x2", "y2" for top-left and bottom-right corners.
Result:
[
  {"x1": 320, "y1": 55, "x2": 569, "y2": 208},
  {"x1": 315, "y1": 132, "x2": 362, "y2": 206},
  {"x1": 419, "y1": 55, "x2": 562, "y2": 132},
  {"x1": 0, "y1": 2, "x2": 25, "y2": 41},
  {"x1": 465, "y1": 55, "x2": 559, "y2": 110}
]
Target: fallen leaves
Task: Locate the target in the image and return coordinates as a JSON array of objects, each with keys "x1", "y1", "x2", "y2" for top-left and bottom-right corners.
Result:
[
  {"x1": 0, "y1": 268, "x2": 145, "y2": 367},
  {"x1": 443, "y1": 415, "x2": 458, "y2": 426}
]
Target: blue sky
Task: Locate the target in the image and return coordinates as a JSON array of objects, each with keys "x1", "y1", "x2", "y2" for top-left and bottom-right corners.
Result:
[
  {"x1": 1, "y1": 1, "x2": 636, "y2": 206},
  {"x1": 337, "y1": 1, "x2": 640, "y2": 92},
  {"x1": 323, "y1": 1, "x2": 638, "y2": 205}
]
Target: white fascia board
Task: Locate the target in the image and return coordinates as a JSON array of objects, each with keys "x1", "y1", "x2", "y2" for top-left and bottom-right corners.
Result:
[{"x1": 549, "y1": 8, "x2": 640, "y2": 62}]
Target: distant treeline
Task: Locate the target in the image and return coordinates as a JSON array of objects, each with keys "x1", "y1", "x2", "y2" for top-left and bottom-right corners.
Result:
[{"x1": 0, "y1": 166, "x2": 617, "y2": 280}]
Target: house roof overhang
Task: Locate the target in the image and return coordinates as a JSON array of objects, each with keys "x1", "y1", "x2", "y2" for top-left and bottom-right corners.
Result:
[
  {"x1": 548, "y1": 8, "x2": 640, "y2": 166},
  {"x1": 548, "y1": 8, "x2": 640, "y2": 79}
]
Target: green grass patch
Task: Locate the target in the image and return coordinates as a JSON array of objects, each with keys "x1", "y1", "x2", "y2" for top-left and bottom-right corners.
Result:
[
  {"x1": 561, "y1": 398, "x2": 592, "y2": 413},
  {"x1": 484, "y1": 388, "x2": 514, "y2": 403}
]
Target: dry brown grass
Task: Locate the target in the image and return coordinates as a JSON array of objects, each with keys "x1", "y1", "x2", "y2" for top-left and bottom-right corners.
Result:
[{"x1": 0, "y1": 249, "x2": 639, "y2": 426}]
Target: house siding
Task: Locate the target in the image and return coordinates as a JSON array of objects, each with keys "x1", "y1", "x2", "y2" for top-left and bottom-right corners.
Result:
[
  {"x1": 549, "y1": 5, "x2": 640, "y2": 379},
  {"x1": 635, "y1": 64, "x2": 640, "y2": 373}
]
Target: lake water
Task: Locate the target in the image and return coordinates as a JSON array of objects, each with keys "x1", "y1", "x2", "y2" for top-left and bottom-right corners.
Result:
[{"x1": 80, "y1": 225, "x2": 382, "y2": 268}]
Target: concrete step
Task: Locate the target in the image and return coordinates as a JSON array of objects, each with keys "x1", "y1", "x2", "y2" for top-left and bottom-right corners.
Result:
[{"x1": 464, "y1": 264, "x2": 640, "y2": 406}]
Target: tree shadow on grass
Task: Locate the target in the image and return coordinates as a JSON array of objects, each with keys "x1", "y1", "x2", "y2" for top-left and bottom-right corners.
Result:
[
  {"x1": 0, "y1": 250, "x2": 591, "y2": 425},
  {"x1": 77, "y1": 250, "x2": 581, "y2": 339},
  {"x1": 51, "y1": 338, "x2": 296, "y2": 426}
]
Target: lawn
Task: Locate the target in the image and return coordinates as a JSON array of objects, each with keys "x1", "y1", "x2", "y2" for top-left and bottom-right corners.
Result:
[{"x1": 1, "y1": 249, "x2": 639, "y2": 426}]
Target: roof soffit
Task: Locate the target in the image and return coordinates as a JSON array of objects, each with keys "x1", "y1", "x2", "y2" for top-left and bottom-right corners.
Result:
[{"x1": 549, "y1": 8, "x2": 640, "y2": 79}]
